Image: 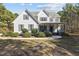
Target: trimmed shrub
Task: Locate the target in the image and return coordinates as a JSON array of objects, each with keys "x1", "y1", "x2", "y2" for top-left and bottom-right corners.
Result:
[
  {"x1": 23, "y1": 32, "x2": 31, "y2": 37},
  {"x1": 31, "y1": 28, "x2": 38, "y2": 36},
  {"x1": 4, "y1": 31, "x2": 12, "y2": 36},
  {"x1": 21, "y1": 28, "x2": 28, "y2": 33},
  {"x1": 37, "y1": 32, "x2": 45, "y2": 37},
  {"x1": 44, "y1": 31, "x2": 52, "y2": 37},
  {"x1": 11, "y1": 32, "x2": 19, "y2": 37},
  {"x1": 3, "y1": 32, "x2": 19, "y2": 37}
]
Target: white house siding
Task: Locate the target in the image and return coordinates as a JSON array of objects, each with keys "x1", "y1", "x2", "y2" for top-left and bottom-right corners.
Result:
[
  {"x1": 38, "y1": 10, "x2": 49, "y2": 23},
  {"x1": 13, "y1": 11, "x2": 38, "y2": 33},
  {"x1": 52, "y1": 17, "x2": 60, "y2": 23},
  {"x1": 13, "y1": 10, "x2": 62, "y2": 34},
  {"x1": 37, "y1": 10, "x2": 60, "y2": 24}
]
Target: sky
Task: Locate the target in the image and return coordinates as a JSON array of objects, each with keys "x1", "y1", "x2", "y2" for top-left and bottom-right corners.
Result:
[{"x1": 3, "y1": 3, "x2": 65, "y2": 14}]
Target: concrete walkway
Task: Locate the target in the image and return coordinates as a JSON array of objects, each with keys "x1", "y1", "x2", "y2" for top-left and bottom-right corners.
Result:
[
  {"x1": 52, "y1": 35, "x2": 62, "y2": 39},
  {"x1": 0, "y1": 35, "x2": 62, "y2": 40},
  {"x1": 0, "y1": 37, "x2": 54, "y2": 40}
]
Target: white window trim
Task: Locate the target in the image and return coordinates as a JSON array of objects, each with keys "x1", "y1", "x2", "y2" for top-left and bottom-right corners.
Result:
[
  {"x1": 18, "y1": 24, "x2": 24, "y2": 31},
  {"x1": 28, "y1": 24, "x2": 34, "y2": 30},
  {"x1": 40, "y1": 17, "x2": 47, "y2": 21}
]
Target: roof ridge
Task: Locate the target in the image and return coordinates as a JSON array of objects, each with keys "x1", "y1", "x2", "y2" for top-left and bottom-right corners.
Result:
[{"x1": 25, "y1": 9, "x2": 39, "y2": 24}]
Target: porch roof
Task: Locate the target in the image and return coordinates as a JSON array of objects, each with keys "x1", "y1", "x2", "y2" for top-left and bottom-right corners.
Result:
[{"x1": 39, "y1": 22, "x2": 64, "y2": 25}]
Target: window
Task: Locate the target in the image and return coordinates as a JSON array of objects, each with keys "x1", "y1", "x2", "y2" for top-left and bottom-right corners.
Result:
[
  {"x1": 18, "y1": 24, "x2": 24, "y2": 31},
  {"x1": 50, "y1": 18, "x2": 53, "y2": 21},
  {"x1": 28, "y1": 24, "x2": 34, "y2": 30},
  {"x1": 55, "y1": 18, "x2": 59, "y2": 22},
  {"x1": 39, "y1": 25, "x2": 47, "y2": 32},
  {"x1": 23, "y1": 14, "x2": 29, "y2": 20},
  {"x1": 40, "y1": 17, "x2": 47, "y2": 21}
]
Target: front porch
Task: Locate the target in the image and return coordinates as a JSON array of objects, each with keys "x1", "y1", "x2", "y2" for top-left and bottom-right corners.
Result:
[{"x1": 39, "y1": 23, "x2": 64, "y2": 34}]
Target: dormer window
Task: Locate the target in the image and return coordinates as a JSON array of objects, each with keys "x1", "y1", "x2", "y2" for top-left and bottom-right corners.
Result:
[
  {"x1": 55, "y1": 18, "x2": 59, "y2": 22},
  {"x1": 50, "y1": 18, "x2": 53, "y2": 21},
  {"x1": 40, "y1": 17, "x2": 47, "y2": 21},
  {"x1": 23, "y1": 14, "x2": 29, "y2": 20}
]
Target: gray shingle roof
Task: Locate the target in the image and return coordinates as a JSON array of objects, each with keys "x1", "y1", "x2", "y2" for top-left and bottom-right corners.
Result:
[
  {"x1": 25, "y1": 9, "x2": 60, "y2": 24},
  {"x1": 25, "y1": 10, "x2": 39, "y2": 24},
  {"x1": 30, "y1": 12, "x2": 39, "y2": 20},
  {"x1": 30, "y1": 10, "x2": 60, "y2": 19},
  {"x1": 43, "y1": 10, "x2": 60, "y2": 18}
]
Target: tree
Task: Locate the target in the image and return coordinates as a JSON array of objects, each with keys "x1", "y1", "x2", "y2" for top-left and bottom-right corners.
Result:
[
  {"x1": 0, "y1": 3, "x2": 17, "y2": 32},
  {"x1": 14, "y1": 13, "x2": 19, "y2": 18},
  {"x1": 58, "y1": 3, "x2": 79, "y2": 33}
]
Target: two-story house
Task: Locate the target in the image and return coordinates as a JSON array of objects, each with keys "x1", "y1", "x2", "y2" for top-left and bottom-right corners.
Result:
[{"x1": 13, "y1": 9, "x2": 63, "y2": 33}]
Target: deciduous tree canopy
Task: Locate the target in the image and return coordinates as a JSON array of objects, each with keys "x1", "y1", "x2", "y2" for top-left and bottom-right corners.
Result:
[
  {"x1": 0, "y1": 3, "x2": 18, "y2": 32},
  {"x1": 58, "y1": 3, "x2": 79, "y2": 33}
]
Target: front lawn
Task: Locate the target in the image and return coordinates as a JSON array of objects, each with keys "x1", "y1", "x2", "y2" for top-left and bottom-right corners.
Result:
[
  {"x1": 0, "y1": 39, "x2": 74, "y2": 56},
  {"x1": 0, "y1": 39, "x2": 56, "y2": 56},
  {"x1": 51, "y1": 36, "x2": 79, "y2": 55}
]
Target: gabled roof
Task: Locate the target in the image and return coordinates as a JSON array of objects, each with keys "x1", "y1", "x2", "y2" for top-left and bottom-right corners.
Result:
[
  {"x1": 29, "y1": 10, "x2": 60, "y2": 20},
  {"x1": 43, "y1": 10, "x2": 60, "y2": 18},
  {"x1": 42, "y1": 10, "x2": 49, "y2": 16},
  {"x1": 25, "y1": 9, "x2": 60, "y2": 23},
  {"x1": 25, "y1": 9, "x2": 39, "y2": 24},
  {"x1": 30, "y1": 11, "x2": 39, "y2": 20},
  {"x1": 13, "y1": 9, "x2": 60, "y2": 24}
]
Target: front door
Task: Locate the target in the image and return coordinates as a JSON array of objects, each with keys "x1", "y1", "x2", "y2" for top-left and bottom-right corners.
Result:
[{"x1": 49, "y1": 26, "x2": 53, "y2": 33}]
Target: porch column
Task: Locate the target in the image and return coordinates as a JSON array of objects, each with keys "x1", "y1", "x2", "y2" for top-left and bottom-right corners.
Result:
[{"x1": 47, "y1": 25, "x2": 49, "y2": 32}]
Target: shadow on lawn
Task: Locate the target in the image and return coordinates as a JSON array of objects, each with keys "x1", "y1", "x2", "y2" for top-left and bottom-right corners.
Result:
[
  {"x1": 51, "y1": 35, "x2": 79, "y2": 55},
  {"x1": 0, "y1": 39, "x2": 28, "y2": 56},
  {"x1": 0, "y1": 38, "x2": 77, "y2": 56},
  {"x1": 0, "y1": 39, "x2": 55, "y2": 56}
]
